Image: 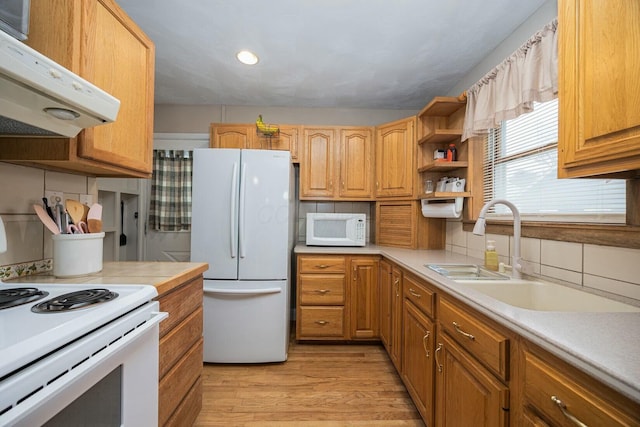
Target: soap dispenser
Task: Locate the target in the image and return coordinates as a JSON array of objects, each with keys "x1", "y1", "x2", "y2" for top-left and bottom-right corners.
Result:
[{"x1": 484, "y1": 239, "x2": 499, "y2": 271}]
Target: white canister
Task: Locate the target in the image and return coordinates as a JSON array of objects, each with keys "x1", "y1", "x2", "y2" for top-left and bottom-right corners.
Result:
[{"x1": 52, "y1": 232, "x2": 105, "y2": 277}]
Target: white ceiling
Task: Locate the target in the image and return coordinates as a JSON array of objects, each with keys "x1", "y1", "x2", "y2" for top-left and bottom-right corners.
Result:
[{"x1": 116, "y1": 0, "x2": 548, "y2": 110}]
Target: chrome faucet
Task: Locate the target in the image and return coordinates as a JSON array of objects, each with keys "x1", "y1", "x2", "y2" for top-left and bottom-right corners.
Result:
[{"x1": 472, "y1": 199, "x2": 522, "y2": 279}]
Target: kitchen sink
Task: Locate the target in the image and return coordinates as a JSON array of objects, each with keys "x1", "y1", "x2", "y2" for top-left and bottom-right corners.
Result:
[
  {"x1": 426, "y1": 264, "x2": 510, "y2": 280},
  {"x1": 457, "y1": 279, "x2": 640, "y2": 312}
]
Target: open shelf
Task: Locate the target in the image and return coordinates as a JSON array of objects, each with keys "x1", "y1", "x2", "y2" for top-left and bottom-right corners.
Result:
[
  {"x1": 418, "y1": 96, "x2": 466, "y2": 118},
  {"x1": 420, "y1": 191, "x2": 471, "y2": 200},
  {"x1": 417, "y1": 160, "x2": 468, "y2": 173},
  {"x1": 417, "y1": 128, "x2": 463, "y2": 145}
]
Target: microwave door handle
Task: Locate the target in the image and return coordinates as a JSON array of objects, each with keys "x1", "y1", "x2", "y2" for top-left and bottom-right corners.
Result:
[
  {"x1": 230, "y1": 162, "x2": 239, "y2": 258},
  {"x1": 238, "y1": 162, "x2": 247, "y2": 259}
]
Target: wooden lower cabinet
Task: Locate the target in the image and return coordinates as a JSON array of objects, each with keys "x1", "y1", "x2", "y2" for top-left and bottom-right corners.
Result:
[
  {"x1": 378, "y1": 260, "x2": 392, "y2": 351},
  {"x1": 390, "y1": 266, "x2": 403, "y2": 370},
  {"x1": 435, "y1": 332, "x2": 509, "y2": 427},
  {"x1": 157, "y1": 275, "x2": 204, "y2": 426},
  {"x1": 402, "y1": 300, "x2": 435, "y2": 425},
  {"x1": 296, "y1": 254, "x2": 379, "y2": 340},
  {"x1": 521, "y1": 342, "x2": 640, "y2": 427}
]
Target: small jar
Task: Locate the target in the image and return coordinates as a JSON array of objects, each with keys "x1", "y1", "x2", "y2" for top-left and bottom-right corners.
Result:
[{"x1": 424, "y1": 179, "x2": 434, "y2": 193}]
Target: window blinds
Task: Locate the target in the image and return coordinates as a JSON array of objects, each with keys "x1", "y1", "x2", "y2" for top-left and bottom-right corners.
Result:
[{"x1": 483, "y1": 99, "x2": 626, "y2": 223}]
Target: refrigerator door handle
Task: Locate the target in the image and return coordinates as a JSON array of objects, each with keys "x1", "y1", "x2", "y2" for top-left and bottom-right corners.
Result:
[
  {"x1": 204, "y1": 287, "x2": 282, "y2": 296},
  {"x1": 238, "y1": 161, "x2": 247, "y2": 259},
  {"x1": 230, "y1": 161, "x2": 239, "y2": 258}
]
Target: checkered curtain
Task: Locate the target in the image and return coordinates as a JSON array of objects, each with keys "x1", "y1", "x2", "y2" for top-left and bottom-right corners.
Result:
[{"x1": 149, "y1": 150, "x2": 193, "y2": 231}]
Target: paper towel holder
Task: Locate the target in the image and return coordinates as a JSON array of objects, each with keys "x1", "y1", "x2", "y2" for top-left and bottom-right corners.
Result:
[{"x1": 421, "y1": 197, "x2": 464, "y2": 218}]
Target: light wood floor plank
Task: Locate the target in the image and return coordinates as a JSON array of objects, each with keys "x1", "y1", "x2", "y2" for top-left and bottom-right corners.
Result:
[{"x1": 194, "y1": 333, "x2": 424, "y2": 427}]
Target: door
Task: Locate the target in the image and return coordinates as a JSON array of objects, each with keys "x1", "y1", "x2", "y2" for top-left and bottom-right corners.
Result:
[
  {"x1": 375, "y1": 117, "x2": 415, "y2": 198},
  {"x1": 300, "y1": 128, "x2": 336, "y2": 198},
  {"x1": 435, "y1": 332, "x2": 509, "y2": 427},
  {"x1": 202, "y1": 279, "x2": 289, "y2": 363},
  {"x1": 339, "y1": 128, "x2": 373, "y2": 199},
  {"x1": 349, "y1": 257, "x2": 379, "y2": 339},
  {"x1": 237, "y1": 150, "x2": 292, "y2": 280},
  {"x1": 191, "y1": 149, "x2": 241, "y2": 279},
  {"x1": 210, "y1": 124, "x2": 255, "y2": 149}
]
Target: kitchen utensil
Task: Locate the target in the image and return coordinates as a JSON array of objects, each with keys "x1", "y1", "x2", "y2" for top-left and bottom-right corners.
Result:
[
  {"x1": 42, "y1": 197, "x2": 55, "y2": 222},
  {"x1": 81, "y1": 204, "x2": 89, "y2": 222},
  {"x1": 66, "y1": 200, "x2": 85, "y2": 225},
  {"x1": 67, "y1": 221, "x2": 88, "y2": 234},
  {"x1": 120, "y1": 200, "x2": 126, "y2": 246},
  {"x1": 87, "y1": 203, "x2": 103, "y2": 233},
  {"x1": 33, "y1": 204, "x2": 61, "y2": 235}
]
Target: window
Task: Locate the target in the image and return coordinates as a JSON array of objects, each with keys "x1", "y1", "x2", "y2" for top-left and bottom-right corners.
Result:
[{"x1": 483, "y1": 99, "x2": 626, "y2": 223}]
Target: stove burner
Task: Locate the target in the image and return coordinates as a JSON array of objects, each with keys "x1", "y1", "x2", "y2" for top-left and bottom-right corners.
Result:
[
  {"x1": 0, "y1": 287, "x2": 49, "y2": 310},
  {"x1": 31, "y1": 288, "x2": 118, "y2": 313}
]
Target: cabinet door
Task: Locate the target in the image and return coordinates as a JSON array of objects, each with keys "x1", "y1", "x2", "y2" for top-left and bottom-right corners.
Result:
[
  {"x1": 210, "y1": 124, "x2": 255, "y2": 149},
  {"x1": 403, "y1": 300, "x2": 435, "y2": 425},
  {"x1": 254, "y1": 125, "x2": 299, "y2": 157},
  {"x1": 375, "y1": 117, "x2": 415, "y2": 198},
  {"x1": 339, "y1": 128, "x2": 373, "y2": 199},
  {"x1": 558, "y1": 0, "x2": 640, "y2": 177},
  {"x1": 300, "y1": 128, "x2": 336, "y2": 198},
  {"x1": 435, "y1": 333, "x2": 509, "y2": 427},
  {"x1": 378, "y1": 260, "x2": 392, "y2": 350},
  {"x1": 349, "y1": 257, "x2": 379, "y2": 339},
  {"x1": 23, "y1": 0, "x2": 155, "y2": 177},
  {"x1": 390, "y1": 267, "x2": 403, "y2": 371}
]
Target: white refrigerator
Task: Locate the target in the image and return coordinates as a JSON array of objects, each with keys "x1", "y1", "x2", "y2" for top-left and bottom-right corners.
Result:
[{"x1": 190, "y1": 149, "x2": 294, "y2": 363}]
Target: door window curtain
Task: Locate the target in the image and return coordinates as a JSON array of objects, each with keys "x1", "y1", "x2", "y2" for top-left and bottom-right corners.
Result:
[
  {"x1": 462, "y1": 19, "x2": 558, "y2": 141},
  {"x1": 149, "y1": 150, "x2": 193, "y2": 231}
]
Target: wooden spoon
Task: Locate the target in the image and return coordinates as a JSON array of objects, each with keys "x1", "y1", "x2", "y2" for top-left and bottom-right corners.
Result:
[
  {"x1": 65, "y1": 199, "x2": 85, "y2": 225},
  {"x1": 87, "y1": 203, "x2": 103, "y2": 233},
  {"x1": 33, "y1": 204, "x2": 61, "y2": 234}
]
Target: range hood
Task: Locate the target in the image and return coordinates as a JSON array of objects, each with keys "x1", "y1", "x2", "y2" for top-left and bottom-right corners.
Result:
[{"x1": 0, "y1": 29, "x2": 120, "y2": 137}]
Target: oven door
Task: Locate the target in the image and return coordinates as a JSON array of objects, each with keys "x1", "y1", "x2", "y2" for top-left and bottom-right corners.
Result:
[{"x1": 0, "y1": 303, "x2": 167, "y2": 427}]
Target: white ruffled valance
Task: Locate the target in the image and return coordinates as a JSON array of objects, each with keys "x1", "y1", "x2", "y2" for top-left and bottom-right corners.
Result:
[{"x1": 462, "y1": 19, "x2": 558, "y2": 141}]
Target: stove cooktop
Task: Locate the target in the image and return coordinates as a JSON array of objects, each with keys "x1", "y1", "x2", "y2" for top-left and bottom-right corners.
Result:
[{"x1": 0, "y1": 283, "x2": 158, "y2": 379}]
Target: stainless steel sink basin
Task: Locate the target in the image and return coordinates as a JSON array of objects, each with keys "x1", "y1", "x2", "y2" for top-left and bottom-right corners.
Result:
[
  {"x1": 426, "y1": 264, "x2": 510, "y2": 280},
  {"x1": 458, "y1": 279, "x2": 640, "y2": 312}
]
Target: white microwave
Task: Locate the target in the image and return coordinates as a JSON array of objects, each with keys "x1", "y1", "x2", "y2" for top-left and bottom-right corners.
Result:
[{"x1": 306, "y1": 213, "x2": 366, "y2": 247}]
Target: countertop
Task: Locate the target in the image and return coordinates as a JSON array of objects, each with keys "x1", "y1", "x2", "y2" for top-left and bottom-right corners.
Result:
[
  {"x1": 6, "y1": 262, "x2": 209, "y2": 296},
  {"x1": 296, "y1": 244, "x2": 640, "y2": 403}
]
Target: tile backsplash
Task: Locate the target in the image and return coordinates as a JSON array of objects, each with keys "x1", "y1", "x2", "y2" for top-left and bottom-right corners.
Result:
[{"x1": 446, "y1": 220, "x2": 640, "y2": 304}]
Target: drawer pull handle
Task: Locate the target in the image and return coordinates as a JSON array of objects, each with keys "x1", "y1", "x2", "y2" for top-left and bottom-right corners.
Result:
[
  {"x1": 551, "y1": 396, "x2": 588, "y2": 427},
  {"x1": 422, "y1": 331, "x2": 430, "y2": 358},
  {"x1": 453, "y1": 322, "x2": 475, "y2": 340},
  {"x1": 316, "y1": 264, "x2": 329, "y2": 269},
  {"x1": 315, "y1": 289, "x2": 330, "y2": 294},
  {"x1": 435, "y1": 343, "x2": 443, "y2": 372},
  {"x1": 409, "y1": 288, "x2": 422, "y2": 298},
  {"x1": 315, "y1": 320, "x2": 330, "y2": 325}
]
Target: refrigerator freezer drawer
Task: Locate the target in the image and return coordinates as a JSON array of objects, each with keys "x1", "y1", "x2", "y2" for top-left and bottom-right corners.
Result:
[{"x1": 202, "y1": 280, "x2": 289, "y2": 363}]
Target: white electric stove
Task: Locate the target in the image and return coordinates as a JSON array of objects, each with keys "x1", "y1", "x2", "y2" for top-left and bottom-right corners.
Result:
[{"x1": 0, "y1": 283, "x2": 166, "y2": 426}]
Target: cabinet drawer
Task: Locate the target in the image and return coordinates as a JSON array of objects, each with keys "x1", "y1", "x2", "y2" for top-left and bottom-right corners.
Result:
[
  {"x1": 299, "y1": 256, "x2": 346, "y2": 273},
  {"x1": 159, "y1": 307, "x2": 203, "y2": 379},
  {"x1": 298, "y1": 306, "x2": 345, "y2": 338},
  {"x1": 299, "y1": 274, "x2": 345, "y2": 305},
  {"x1": 403, "y1": 273, "x2": 435, "y2": 318},
  {"x1": 159, "y1": 338, "x2": 203, "y2": 426},
  {"x1": 523, "y1": 350, "x2": 639, "y2": 427},
  {"x1": 164, "y1": 377, "x2": 202, "y2": 427},
  {"x1": 158, "y1": 277, "x2": 203, "y2": 337},
  {"x1": 439, "y1": 298, "x2": 509, "y2": 380}
]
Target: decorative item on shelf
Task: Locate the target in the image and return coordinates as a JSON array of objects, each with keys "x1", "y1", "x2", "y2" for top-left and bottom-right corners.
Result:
[
  {"x1": 255, "y1": 114, "x2": 280, "y2": 137},
  {"x1": 446, "y1": 143, "x2": 457, "y2": 161},
  {"x1": 433, "y1": 149, "x2": 447, "y2": 160}
]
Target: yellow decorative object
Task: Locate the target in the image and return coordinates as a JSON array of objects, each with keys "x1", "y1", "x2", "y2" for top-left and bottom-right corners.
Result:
[{"x1": 256, "y1": 115, "x2": 280, "y2": 136}]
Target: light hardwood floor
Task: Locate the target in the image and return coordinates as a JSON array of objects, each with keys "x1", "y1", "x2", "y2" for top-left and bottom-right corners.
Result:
[{"x1": 193, "y1": 331, "x2": 424, "y2": 426}]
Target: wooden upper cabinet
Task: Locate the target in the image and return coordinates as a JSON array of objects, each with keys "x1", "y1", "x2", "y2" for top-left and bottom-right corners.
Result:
[
  {"x1": 339, "y1": 128, "x2": 373, "y2": 199},
  {"x1": 0, "y1": 0, "x2": 155, "y2": 177},
  {"x1": 375, "y1": 117, "x2": 416, "y2": 198},
  {"x1": 210, "y1": 124, "x2": 256, "y2": 149},
  {"x1": 558, "y1": 0, "x2": 640, "y2": 178},
  {"x1": 299, "y1": 126, "x2": 374, "y2": 200},
  {"x1": 300, "y1": 128, "x2": 336, "y2": 198}
]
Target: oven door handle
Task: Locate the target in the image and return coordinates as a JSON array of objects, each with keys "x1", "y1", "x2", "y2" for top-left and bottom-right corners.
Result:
[{"x1": 0, "y1": 310, "x2": 168, "y2": 427}]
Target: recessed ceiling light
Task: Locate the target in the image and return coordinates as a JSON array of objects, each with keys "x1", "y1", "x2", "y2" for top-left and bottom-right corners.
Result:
[{"x1": 236, "y1": 50, "x2": 259, "y2": 65}]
